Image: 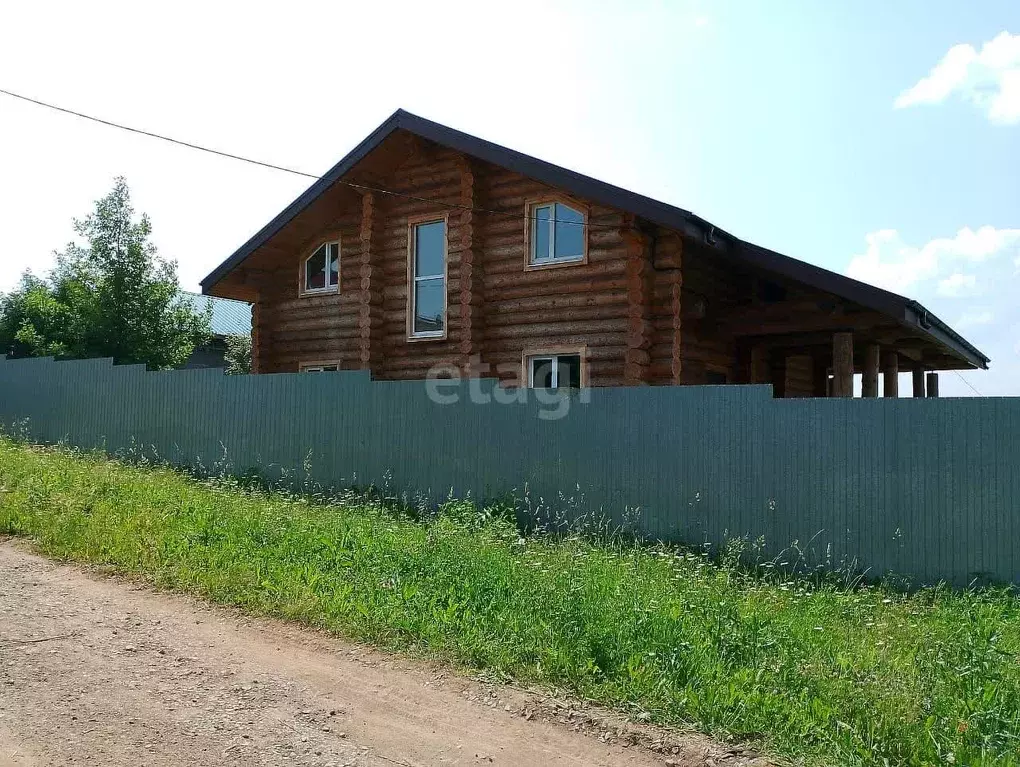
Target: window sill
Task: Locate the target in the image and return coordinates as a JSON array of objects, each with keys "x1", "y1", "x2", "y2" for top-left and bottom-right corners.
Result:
[
  {"x1": 299, "y1": 287, "x2": 339, "y2": 298},
  {"x1": 299, "y1": 360, "x2": 341, "y2": 372},
  {"x1": 525, "y1": 256, "x2": 587, "y2": 271},
  {"x1": 407, "y1": 332, "x2": 447, "y2": 343}
]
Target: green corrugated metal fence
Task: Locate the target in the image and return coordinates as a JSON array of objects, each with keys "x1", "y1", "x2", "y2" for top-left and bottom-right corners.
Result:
[{"x1": 1, "y1": 355, "x2": 1017, "y2": 586}]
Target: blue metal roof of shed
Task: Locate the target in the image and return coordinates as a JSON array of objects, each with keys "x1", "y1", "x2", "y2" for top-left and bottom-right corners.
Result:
[{"x1": 181, "y1": 292, "x2": 251, "y2": 337}]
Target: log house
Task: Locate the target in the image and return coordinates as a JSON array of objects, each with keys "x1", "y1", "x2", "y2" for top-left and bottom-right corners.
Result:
[{"x1": 201, "y1": 111, "x2": 988, "y2": 396}]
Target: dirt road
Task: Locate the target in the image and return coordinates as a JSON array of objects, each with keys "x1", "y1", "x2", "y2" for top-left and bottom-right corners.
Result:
[{"x1": 0, "y1": 541, "x2": 762, "y2": 767}]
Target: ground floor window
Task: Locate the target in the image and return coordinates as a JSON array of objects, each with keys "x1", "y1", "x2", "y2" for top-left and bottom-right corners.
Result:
[
  {"x1": 525, "y1": 351, "x2": 583, "y2": 389},
  {"x1": 300, "y1": 362, "x2": 339, "y2": 373}
]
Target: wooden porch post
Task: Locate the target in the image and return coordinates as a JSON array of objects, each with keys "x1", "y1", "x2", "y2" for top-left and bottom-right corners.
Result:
[
  {"x1": 912, "y1": 365, "x2": 926, "y2": 398},
  {"x1": 812, "y1": 355, "x2": 828, "y2": 397},
  {"x1": 750, "y1": 345, "x2": 769, "y2": 384},
  {"x1": 771, "y1": 353, "x2": 787, "y2": 399},
  {"x1": 926, "y1": 372, "x2": 940, "y2": 398},
  {"x1": 862, "y1": 344, "x2": 880, "y2": 398},
  {"x1": 831, "y1": 332, "x2": 854, "y2": 397},
  {"x1": 882, "y1": 351, "x2": 899, "y2": 397}
]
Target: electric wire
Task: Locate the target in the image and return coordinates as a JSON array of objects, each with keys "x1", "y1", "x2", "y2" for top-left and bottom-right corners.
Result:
[{"x1": 0, "y1": 87, "x2": 617, "y2": 230}]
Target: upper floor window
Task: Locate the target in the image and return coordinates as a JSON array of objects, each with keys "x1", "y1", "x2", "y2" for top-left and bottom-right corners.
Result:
[
  {"x1": 528, "y1": 201, "x2": 586, "y2": 266},
  {"x1": 303, "y1": 241, "x2": 339, "y2": 294},
  {"x1": 408, "y1": 218, "x2": 447, "y2": 338}
]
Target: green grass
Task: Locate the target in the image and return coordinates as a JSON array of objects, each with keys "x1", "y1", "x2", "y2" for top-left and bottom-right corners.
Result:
[{"x1": 1, "y1": 439, "x2": 1018, "y2": 766}]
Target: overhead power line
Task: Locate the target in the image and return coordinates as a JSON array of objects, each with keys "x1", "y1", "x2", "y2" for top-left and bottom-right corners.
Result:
[
  {"x1": 952, "y1": 370, "x2": 984, "y2": 397},
  {"x1": 0, "y1": 87, "x2": 613, "y2": 230},
  {"x1": 2, "y1": 88, "x2": 990, "y2": 382},
  {"x1": 0, "y1": 87, "x2": 322, "y2": 180}
]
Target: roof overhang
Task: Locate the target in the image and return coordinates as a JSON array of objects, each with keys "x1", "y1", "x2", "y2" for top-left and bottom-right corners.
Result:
[
  {"x1": 200, "y1": 109, "x2": 989, "y2": 371},
  {"x1": 733, "y1": 242, "x2": 989, "y2": 369}
]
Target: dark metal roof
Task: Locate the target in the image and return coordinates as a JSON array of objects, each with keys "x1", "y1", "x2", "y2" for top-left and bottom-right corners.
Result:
[
  {"x1": 735, "y1": 242, "x2": 989, "y2": 369},
  {"x1": 201, "y1": 109, "x2": 989, "y2": 370}
]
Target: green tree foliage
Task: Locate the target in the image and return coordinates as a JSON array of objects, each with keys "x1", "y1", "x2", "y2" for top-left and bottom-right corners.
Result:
[
  {"x1": 0, "y1": 274, "x2": 73, "y2": 359},
  {"x1": 223, "y1": 334, "x2": 252, "y2": 375},
  {"x1": 0, "y1": 178, "x2": 210, "y2": 369}
]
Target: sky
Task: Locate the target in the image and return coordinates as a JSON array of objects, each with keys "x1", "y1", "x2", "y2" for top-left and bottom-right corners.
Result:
[{"x1": 0, "y1": 1, "x2": 1017, "y2": 395}]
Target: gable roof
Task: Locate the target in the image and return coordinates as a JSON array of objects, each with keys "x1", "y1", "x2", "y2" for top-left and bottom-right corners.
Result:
[
  {"x1": 200, "y1": 109, "x2": 988, "y2": 370},
  {"x1": 181, "y1": 291, "x2": 251, "y2": 337}
]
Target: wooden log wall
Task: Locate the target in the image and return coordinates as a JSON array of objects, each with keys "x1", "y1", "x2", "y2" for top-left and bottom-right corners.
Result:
[
  {"x1": 648, "y1": 231, "x2": 683, "y2": 385},
  {"x1": 358, "y1": 191, "x2": 384, "y2": 370},
  {"x1": 623, "y1": 217, "x2": 652, "y2": 384},
  {"x1": 783, "y1": 355, "x2": 814, "y2": 397},
  {"x1": 376, "y1": 147, "x2": 464, "y2": 380},
  {"x1": 256, "y1": 200, "x2": 362, "y2": 373},
  {"x1": 250, "y1": 293, "x2": 264, "y2": 374},
  {"x1": 248, "y1": 141, "x2": 675, "y2": 385},
  {"x1": 477, "y1": 164, "x2": 635, "y2": 386},
  {"x1": 678, "y1": 242, "x2": 741, "y2": 384},
  {"x1": 457, "y1": 157, "x2": 484, "y2": 374},
  {"x1": 677, "y1": 243, "x2": 867, "y2": 397},
  {"x1": 239, "y1": 134, "x2": 927, "y2": 395}
]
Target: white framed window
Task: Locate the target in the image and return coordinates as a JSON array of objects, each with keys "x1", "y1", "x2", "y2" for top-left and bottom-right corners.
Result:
[
  {"x1": 526, "y1": 352, "x2": 584, "y2": 389},
  {"x1": 302, "y1": 241, "x2": 340, "y2": 294},
  {"x1": 300, "y1": 362, "x2": 339, "y2": 372},
  {"x1": 408, "y1": 217, "x2": 447, "y2": 339},
  {"x1": 528, "y1": 201, "x2": 586, "y2": 266}
]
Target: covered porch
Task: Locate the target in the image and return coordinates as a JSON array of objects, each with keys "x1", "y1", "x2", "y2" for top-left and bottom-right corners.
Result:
[
  {"x1": 744, "y1": 330, "x2": 956, "y2": 398},
  {"x1": 721, "y1": 242, "x2": 990, "y2": 398}
]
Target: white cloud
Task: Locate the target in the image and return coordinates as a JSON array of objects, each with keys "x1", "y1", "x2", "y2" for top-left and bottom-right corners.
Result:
[
  {"x1": 845, "y1": 226, "x2": 1020, "y2": 292},
  {"x1": 895, "y1": 31, "x2": 1020, "y2": 124},
  {"x1": 937, "y1": 272, "x2": 977, "y2": 296},
  {"x1": 940, "y1": 225, "x2": 1020, "y2": 261},
  {"x1": 847, "y1": 227, "x2": 1020, "y2": 396},
  {"x1": 957, "y1": 310, "x2": 994, "y2": 328},
  {"x1": 844, "y1": 229, "x2": 937, "y2": 291},
  {"x1": 895, "y1": 43, "x2": 976, "y2": 106}
]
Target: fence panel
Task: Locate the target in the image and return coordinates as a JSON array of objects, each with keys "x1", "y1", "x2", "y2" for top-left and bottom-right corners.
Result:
[{"x1": 0, "y1": 356, "x2": 1017, "y2": 586}]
